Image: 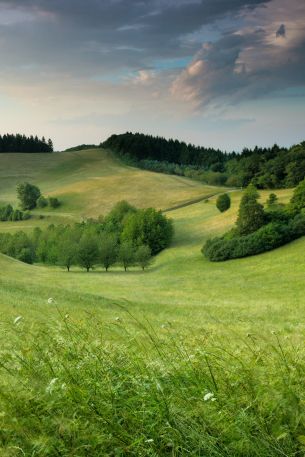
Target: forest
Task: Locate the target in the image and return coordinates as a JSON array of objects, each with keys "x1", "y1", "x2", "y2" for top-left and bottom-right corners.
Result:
[
  {"x1": 102, "y1": 132, "x2": 305, "y2": 189},
  {"x1": 0, "y1": 133, "x2": 53, "y2": 153}
]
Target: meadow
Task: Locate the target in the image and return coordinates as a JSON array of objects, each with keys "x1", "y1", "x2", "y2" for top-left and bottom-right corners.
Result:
[{"x1": 0, "y1": 149, "x2": 305, "y2": 456}]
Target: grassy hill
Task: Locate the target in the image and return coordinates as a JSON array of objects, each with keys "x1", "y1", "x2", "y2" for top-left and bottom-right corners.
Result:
[
  {"x1": 0, "y1": 149, "x2": 304, "y2": 456},
  {"x1": 0, "y1": 148, "x2": 224, "y2": 232}
]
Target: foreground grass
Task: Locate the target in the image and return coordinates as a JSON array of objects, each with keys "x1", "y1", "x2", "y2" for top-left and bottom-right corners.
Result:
[{"x1": 1, "y1": 309, "x2": 305, "y2": 456}]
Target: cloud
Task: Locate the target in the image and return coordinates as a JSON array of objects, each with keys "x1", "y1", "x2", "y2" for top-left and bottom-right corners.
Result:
[{"x1": 171, "y1": 0, "x2": 305, "y2": 109}]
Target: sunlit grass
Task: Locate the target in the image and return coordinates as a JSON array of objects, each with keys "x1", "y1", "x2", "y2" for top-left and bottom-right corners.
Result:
[{"x1": 0, "y1": 149, "x2": 303, "y2": 455}]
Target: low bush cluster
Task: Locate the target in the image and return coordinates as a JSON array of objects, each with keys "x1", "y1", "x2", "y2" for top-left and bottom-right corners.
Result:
[
  {"x1": 203, "y1": 216, "x2": 305, "y2": 261},
  {"x1": 0, "y1": 204, "x2": 29, "y2": 221},
  {"x1": 0, "y1": 201, "x2": 173, "y2": 270},
  {"x1": 203, "y1": 181, "x2": 305, "y2": 261}
]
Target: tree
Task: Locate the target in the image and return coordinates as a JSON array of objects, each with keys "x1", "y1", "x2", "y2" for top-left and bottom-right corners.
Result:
[
  {"x1": 118, "y1": 241, "x2": 134, "y2": 271},
  {"x1": 121, "y1": 208, "x2": 173, "y2": 255},
  {"x1": 236, "y1": 184, "x2": 265, "y2": 236},
  {"x1": 77, "y1": 235, "x2": 99, "y2": 272},
  {"x1": 48, "y1": 138, "x2": 54, "y2": 152},
  {"x1": 135, "y1": 244, "x2": 151, "y2": 270},
  {"x1": 99, "y1": 234, "x2": 117, "y2": 271},
  {"x1": 266, "y1": 193, "x2": 278, "y2": 207},
  {"x1": 17, "y1": 182, "x2": 41, "y2": 210},
  {"x1": 290, "y1": 178, "x2": 305, "y2": 213},
  {"x1": 216, "y1": 194, "x2": 231, "y2": 213},
  {"x1": 57, "y1": 236, "x2": 77, "y2": 272}
]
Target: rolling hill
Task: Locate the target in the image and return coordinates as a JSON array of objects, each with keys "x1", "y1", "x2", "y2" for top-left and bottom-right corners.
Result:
[{"x1": 0, "y1": 148, "x2": 304, "y2": 456}]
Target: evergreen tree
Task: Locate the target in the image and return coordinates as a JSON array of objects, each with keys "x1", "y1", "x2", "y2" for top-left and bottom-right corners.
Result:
[
  {"x1": 236, "y1": 184, "x2": 265, "y2": 235},
  {"x1": 290, "y1": 178, "x2": 305, "y2": 213}
]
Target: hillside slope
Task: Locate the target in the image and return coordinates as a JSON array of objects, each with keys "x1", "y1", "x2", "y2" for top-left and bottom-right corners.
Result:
[{"x1": 0, "y1": 148, "x2": 224, "y2": 230}]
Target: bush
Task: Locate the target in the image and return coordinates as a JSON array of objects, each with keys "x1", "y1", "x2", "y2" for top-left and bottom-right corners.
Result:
[
  {"x1": 216, "y1": 194, "x2": 231, "y2": 213},
  {"x1": 37, "y1": 196, "x2": 48, "y2": 208},
  {"x1": 203, "y1": 215, "x2": 305, "y2": 261},
  {"x1": 48, "y1": 197, "x2": 60, "y2": 208}
]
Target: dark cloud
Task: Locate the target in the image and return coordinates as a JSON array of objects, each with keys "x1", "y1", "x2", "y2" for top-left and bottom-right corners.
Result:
[{"x1": 172, "y1": 16, "x2": 305, "y2": 109}]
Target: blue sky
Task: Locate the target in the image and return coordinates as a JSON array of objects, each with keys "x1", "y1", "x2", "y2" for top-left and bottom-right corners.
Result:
[{"x1": 0, "y1": 0, "x2": 304, "y2": 151}]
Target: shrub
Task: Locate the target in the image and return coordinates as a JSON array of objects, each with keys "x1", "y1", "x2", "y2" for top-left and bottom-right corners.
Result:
[
  {"x1": 37, "y1": 196, "x2": 48, "y2": 208},
  {"x1": 48, "y1": 197, "x2": 60, "y2": 208},
  {"x1": 216, "y1": 194, "x2": 231, "y2": 213}
]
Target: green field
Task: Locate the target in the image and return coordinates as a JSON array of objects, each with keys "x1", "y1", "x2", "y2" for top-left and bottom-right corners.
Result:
[{"x1": 0, "y1": 150, "x2": 304, "y2": 456}]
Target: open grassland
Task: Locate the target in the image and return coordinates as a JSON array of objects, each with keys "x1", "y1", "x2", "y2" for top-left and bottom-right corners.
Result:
[
  {"x1": 0, "y1": 151, "x2": 304, "y2": 456},
  {"x1": 0, "y1": 149, "x2": 224, "y2": 233}
]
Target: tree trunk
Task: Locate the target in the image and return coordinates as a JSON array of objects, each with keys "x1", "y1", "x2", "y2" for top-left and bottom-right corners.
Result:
[
  {"x1": 67, "y1": 266, "x2": 70, "y2": 272},
  {"x1": 87, "y1": 267, "x2": 90, "y2": 272}
]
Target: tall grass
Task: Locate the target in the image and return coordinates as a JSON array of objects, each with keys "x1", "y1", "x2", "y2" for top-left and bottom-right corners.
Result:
[{"x1": 1, "y1": 307, "x2": 304, "y2": 456}]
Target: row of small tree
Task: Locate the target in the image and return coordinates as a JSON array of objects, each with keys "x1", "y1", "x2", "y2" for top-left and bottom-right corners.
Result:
[
  {"x1": 0, "y1": 204, "x2": 29, "y2": 222},
  {"x1": 0, "y1": 201, "x2": 174, "y2": 271}
]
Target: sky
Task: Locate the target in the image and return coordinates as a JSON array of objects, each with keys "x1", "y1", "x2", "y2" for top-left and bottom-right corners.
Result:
[{"x1": 0, "y1": 0, "x2": 304, "y2": 152}]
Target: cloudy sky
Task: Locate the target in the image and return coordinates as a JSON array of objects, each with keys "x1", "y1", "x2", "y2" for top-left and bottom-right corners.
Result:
[{"x1": 0, "y1": 0, "x2": 304, "y2": 151}]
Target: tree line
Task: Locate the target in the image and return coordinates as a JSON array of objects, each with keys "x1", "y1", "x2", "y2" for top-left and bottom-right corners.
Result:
[
  {"x1": 203, "y1": 181, "x2": 305, "y2": 261},
  {"x1": 0, "y1": 201, "x2": 173, "y2": 270},
  {"x1": 102, "y1": 132, "x2": 305, "y2": 189},
  {"x1": 0, "y1": 134, "x2": 53, "y2": 153}
]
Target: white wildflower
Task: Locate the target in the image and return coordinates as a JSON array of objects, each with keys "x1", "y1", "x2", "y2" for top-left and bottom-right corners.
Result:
[
  {"x1": 13, "y1": 316, "x2": 23, "y2": 325},
  {"x1": 47, "y1": 297, "x2": 54, "y2": 304},
  {"x1": 115, "y1": 317, "x2": 121, "y2": 322},
  {"x1": 46, "y1": 377, "x2": 58, "y2": 394},
  {"x1": 204, "y1": 392, "x2": 216, "y2": 402},
  {"x1": 145, "y1": 439, "x2": 154, "y2": 443}
]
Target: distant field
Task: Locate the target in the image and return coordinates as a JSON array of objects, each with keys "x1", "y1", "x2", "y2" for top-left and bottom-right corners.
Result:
[{"x1": 0, "y1": 149, "x2": 225, "y2": 232}]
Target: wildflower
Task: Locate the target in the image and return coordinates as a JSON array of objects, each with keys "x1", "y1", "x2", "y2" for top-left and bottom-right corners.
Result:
[
  {"x1": 115, "y1": 317, "x2": 121, "y2": 322},
  {"x1": 47, "y1": 298, "x2": 54, "y2": 304},
  {"x1": 145, "y1": 439, "x2": 154, "y2": 443},
  {"x1": 46, "y1": 377, "x2": 58, "y2": 394},
  {"x1": 13, "y1": 316, "x2": 23, "y2": 325},
  {"x1": 204, "y1": 392, "x2": 216, "y2": 402}
]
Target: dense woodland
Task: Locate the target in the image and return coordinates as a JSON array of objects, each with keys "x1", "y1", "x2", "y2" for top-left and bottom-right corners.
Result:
[
  {"x1": 102, "y1": 132, "x2": 305, "y2": 189},
  {"x1": 0, "y1": 134, "x2": 53, "y2": 153}
]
